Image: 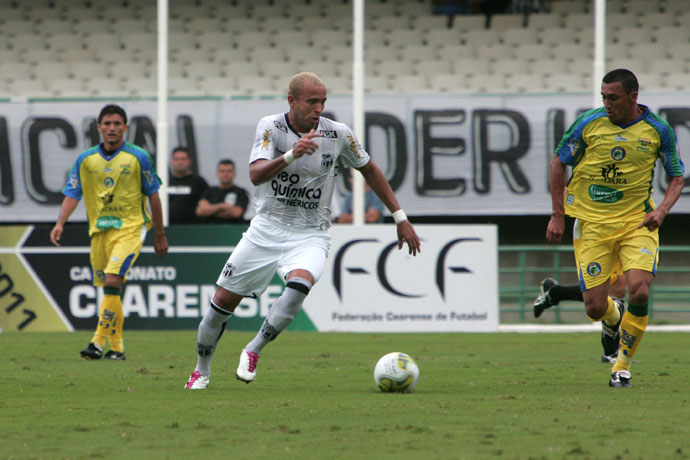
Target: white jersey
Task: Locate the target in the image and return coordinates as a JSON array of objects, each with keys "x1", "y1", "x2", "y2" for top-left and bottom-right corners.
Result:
[{"x1": 249, "y1": 113, "x2": 370, "y2": 230}]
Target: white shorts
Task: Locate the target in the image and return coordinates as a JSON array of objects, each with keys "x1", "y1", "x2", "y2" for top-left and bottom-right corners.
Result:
[{"x1": 216, "y1": 215, "x2": 331, "y2": 297}]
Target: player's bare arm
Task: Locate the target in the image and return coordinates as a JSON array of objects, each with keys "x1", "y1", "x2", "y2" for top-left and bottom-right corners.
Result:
[
  {"x1": 50, "y1": 196, "x2": 79, "y2": 246},
  {"x1": 546, "y1": 156, "x2": 566, "y2": 244},
  {"x1": 639, "y1": 175, "x2": 685, "y2": 231},
  {"x1": 148, "y1": 192, "x2": 168, "y2": 257},
  {"x1": 249, "y1": 129, "x2": 322, "y2": 185},
  {"x1": 358, "y1": 161, "x2": 421, "y2": 256}
]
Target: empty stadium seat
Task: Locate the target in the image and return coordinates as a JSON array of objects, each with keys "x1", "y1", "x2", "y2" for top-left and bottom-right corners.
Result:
[
  {"x1": 544, "y1": 73, "x2": 585, "y2": 92},
  {"x1": 664, "y1": 73, "x2": 690, "y2": 91},
  {"x1": 428, "y1": 73, "x2": 465, "y2": 92},
  {"x1": 413, "y1": 59, "x2": 452, "y2": 77},
  {"x1": 391, "y1": 74, "x2": 430, "y2": 93},
  {"x1": 492, "y1": 58, "x2": 529, "y2": 77}
]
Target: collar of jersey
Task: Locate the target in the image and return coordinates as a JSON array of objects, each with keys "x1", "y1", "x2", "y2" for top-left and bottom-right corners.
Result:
[
  {"x1": 97, "y1": 142, "x2": 126, "y2": 161},
  {"x1": 614, "y1": 104, "x2": 649, "y2": 129}
]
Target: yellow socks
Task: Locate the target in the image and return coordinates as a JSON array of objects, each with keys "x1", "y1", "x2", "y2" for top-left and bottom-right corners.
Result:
[
  {"x1": 92, "y1": 287, "x2": 124, "y2": 352},
  {"x1": 587, "y1": 297, "x2": 621, "y2": 326},
  {"x1": 612, "y1": 303, "x2": 648, "y2": 373}
]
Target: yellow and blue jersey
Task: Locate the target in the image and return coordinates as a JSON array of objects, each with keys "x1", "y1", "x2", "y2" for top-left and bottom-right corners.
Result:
[
  {"x1": 556, "y1": 105, "x2": 684, "y2": 224},
  {"x1": 63, "y1": 142, "x2": 160, "y2": 236}
]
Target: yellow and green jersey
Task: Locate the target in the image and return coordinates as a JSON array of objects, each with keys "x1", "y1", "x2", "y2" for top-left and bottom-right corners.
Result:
[
  {"x1": 556, "y1": 105, "x2": 684, "y2": 224},
  {"x1": 63, "y1": 142, "x2": 161, "y2": 236}
]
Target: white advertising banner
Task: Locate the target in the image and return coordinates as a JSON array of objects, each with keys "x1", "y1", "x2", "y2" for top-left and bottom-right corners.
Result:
[
  {"x1": 1, "y1": 92, "x2": 689, "y2": 222},
  {"x1": 303, "y1": 224, "x2": 499, "y2": 332}
]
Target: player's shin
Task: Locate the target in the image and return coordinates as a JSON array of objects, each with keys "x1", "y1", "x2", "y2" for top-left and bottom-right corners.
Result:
[
  {"x1": 195, "y1": 300, "x2": 232, "y2": 375},
  {"x1": 612, "y1": 303, "x2": 648, "y2": 373},
  {"x1": 246, "y1": 277, "x2": 312, "y2": 354},
  {"x1": 92, "y1": 286, "x2": 121, "y2": 350}
]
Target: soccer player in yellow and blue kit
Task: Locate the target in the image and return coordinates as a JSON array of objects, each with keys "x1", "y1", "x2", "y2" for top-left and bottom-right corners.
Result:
[
  {"x1": 546, "y1": 69, "x2": 685, "y2": 387},
  {"x1": 50, "y1": 104, "x2": 168, "y2": 360}
]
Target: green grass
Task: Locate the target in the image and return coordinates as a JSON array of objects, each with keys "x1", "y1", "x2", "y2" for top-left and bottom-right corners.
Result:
[{"x1": 2, "y1": 331, "x2": 690, "y2": 460}]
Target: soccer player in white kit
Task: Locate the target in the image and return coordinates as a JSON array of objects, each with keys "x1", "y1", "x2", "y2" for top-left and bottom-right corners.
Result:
[{"x1": 185, "y1": 72, "x2": 421, "y2": 389}]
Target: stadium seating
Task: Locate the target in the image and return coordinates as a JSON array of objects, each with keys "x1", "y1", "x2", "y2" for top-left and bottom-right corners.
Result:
[{"x1": 0, "y1": 0, "x2": 687, "y2": 97}]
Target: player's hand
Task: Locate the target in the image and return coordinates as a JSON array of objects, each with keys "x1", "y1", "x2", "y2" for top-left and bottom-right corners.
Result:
[
  {"x1": 545, "y1": 215, "x2": 564, "y2": 243},
  {"x1": 638, "y1": 209, "x2": 666, "y2": 231},
  {"x1": 50, "y1": 224, "x2": 63, "y2": 247},
  {"x1": 293, "y1": 129, "x2": 322, "y2": 159},
  {"x1": 396, "y1": 221, "x2": 421, "y2": 256},
  {"x1": 154, "y1": 233, "x2": 168, "y2": 257}
]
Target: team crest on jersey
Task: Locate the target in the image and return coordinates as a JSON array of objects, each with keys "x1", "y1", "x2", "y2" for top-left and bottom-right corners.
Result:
[
  {"x1": 319, "y1": 130, "x2": 337, "y2": 138},
  {"x1": 96, "y1": 270, "x2": 105, "y2": 281},
  {"x1": 67, "y1": 174, "x2": 78, "y2": 188},
  {"x1": 321, "y1": 152, "x2": 334, "y2": 169},
  {"x1": 610, "y1": 146, "x2": 626, "y2": 161},
  {"x1": 222, "y1": 262, "x2": 237, "y2": 277},
  {"x1": 586, "y1": 262, "x2": 601, "y2": 277},
  {"x1": 104, "y1": 177, "x2": 114, "y2": 188},
  {"x1": 262, "y1": 129, "x2": 271, "y2": 149},
  {"x1": 274, "y1": 121, "x2": 287, "y2": 133},
  {"x1": 347, "y1": 135, "x2": 361, "y2": 158}
]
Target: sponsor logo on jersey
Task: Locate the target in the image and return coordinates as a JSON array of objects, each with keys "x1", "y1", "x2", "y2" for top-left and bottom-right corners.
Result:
[
  {"x1": 95, "y1": 215, "x2": 123, "y2": 231},
  {"x1": 67, "y1": 174, "x2": 78, "y2": 188},
  {"x1": 586, "y1": 262, "x2": 601, "y2": 276},
  {"x1": 610, "y1": 146, "x2": 626, "y2": 161},
  {"x1": 274, "y1": 121, "x2": 287, "y2": 133},
  {"x1": 262, "y1": 129, "x2": 271, "y2": 149},
  {"x1": 319, "y1": 130, "x2": 337, "y2": 138},
  {"x1": 101, "y1": 192, "x2": 114, "y2": 205},
  {"x1": 120, "y1": 163, "x2": 131, "y2": 175},
  {"x1": 588, "y1": 184, "x2": 623, "y2": 203},
  {"x1": 143, "y1": 170, "x2": 155, "y2": 185},
  {"x1": 321, "y1": 152, "x2": 334, "y2": 169},
  {"x1": 104, "y1": 167, "x2": 113, "y2": 173},
  {"x1": 639, "y1": 137, "x2": 652, "y2": 145},
  {"x1": 104, "y1": 177, "x2": 114, "y2": 188},
  {"x1": 640, "y1": 247, "x2": 653, "y2": 255},
  {"x1": 615, "y1": 134, "x2": 627, "y2": 141},
  {"x1": 598, "y1": 163, "x2": 627, "y2": 184}
]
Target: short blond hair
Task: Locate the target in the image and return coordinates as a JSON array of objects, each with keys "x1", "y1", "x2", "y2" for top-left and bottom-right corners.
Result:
[{"x1": 288, "y1": 72, "x2": 325, "y2": 98}]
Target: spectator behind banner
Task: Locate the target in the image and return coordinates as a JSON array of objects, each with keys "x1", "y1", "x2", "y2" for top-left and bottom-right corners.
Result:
[
  {"x1": 196, "y1": 159, "x2": 250, "y2": 223},
  {"x1": 168, "y1": 146, "x2": 209, "y2": 224},
  {"x1": 334, "y1": 170, "x2": 385, "y2": 223}
]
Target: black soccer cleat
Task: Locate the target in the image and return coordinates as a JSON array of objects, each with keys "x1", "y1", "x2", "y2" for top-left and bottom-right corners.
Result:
[
  {"x1": 534, "y1": 277, "x2": 558, "y2": 318},
  {"x1": 609, "y1": 370, "x2": 632, "y2": 388},
  {"x1": 601, "y1": 352, "x2": 618, "y2": 364},
  {"x1": 104, "y1": 350, "x2": 126, "y2": 360},
  {"x1": 80, "y1": 343, "x2": 103, "y2": 360},
  {"x1": 601, "y1": 299, "x2": 625, "y2": 356}
]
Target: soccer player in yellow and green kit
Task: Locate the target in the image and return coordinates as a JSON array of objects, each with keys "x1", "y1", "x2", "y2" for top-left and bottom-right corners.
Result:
[
  {"x1": 50, "y1": 104, "x2": 168, "y2": 360},
  {"x1": 546, "y1": 69, "x2": 685, "y2": 387}
]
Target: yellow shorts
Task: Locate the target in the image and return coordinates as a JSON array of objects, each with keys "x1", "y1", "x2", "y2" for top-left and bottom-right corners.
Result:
[
  {"x1": 90, "y1": 225, "x2": 147, "y2": 286},
  {"x1": 573, "y1": 218, "x2": 658, "y2": 291}
]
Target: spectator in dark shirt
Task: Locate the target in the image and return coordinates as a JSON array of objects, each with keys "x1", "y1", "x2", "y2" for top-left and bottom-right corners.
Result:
[
  {"x1": 168, "y1": 146, "x2": 209, "y2": 224},
  {"x1": 196, "y1": 159, "x2": 250, "y2": 223}
]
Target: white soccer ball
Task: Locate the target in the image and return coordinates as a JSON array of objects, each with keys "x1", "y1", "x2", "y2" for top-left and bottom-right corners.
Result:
[{"x1": 373, "y1": 352, "x2": 420, "y2": 393}]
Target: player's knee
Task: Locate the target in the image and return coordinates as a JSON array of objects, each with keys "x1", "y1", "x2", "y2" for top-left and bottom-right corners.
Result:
[
  {"x1": 212, "y1": 286, "x2": 242, "y2": 312},
  {"x1": 286, "y1": 277, "x2": 312, "y2": 295},
  {"x1": 628, "y1": 281, "x2": 650, "y2": 305},
  {"x1": 584, "y1": 299, "x2": 607, "y2": 320}
]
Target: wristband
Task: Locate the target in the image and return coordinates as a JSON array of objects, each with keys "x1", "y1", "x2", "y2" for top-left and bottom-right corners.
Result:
[
  {"x1": 283, "y1": 149, "x2": 295, "y2": 165},
  {"x1": 392, "y1": 209, "x2": 407, "y2": 224}
]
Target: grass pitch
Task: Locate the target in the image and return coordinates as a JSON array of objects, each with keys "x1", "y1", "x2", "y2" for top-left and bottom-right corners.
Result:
[{"x1": 2, "y1": 331, "x2": 690, "y2": 460}]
